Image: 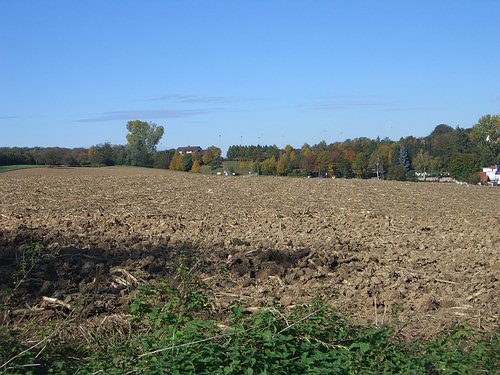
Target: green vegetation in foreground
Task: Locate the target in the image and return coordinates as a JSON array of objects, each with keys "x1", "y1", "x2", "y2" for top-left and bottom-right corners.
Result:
[
  {"x1": 1, "y1": 267, "x2": 498, "y2": 375},
  {"x1": 0, "y1": 165, "x2": 43, "y2": 173}
]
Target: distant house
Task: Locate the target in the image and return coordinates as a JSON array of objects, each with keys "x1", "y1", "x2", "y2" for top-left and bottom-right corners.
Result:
[
  {"x1": 176, "y1": 146, "x2": 204, "y2": 156},
  {"x1": 480, "y1": 165, "x2": 500, "y2": 185}
]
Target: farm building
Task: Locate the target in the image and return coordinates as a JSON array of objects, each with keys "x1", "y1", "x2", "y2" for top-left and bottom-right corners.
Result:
[
  {"x1": 480, "y1": 165, "x2": 500, "y2": 185},
  {"x1": 177, "y1": 146, "x2": 204, "y2": 156}
]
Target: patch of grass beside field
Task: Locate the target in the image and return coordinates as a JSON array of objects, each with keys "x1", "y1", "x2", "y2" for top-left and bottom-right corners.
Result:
[
  {"x1": 0, "y1": 165, "x2": 43, "y2": 173},
  {"x1": 199, "y1": 161, "x2": 253, "y2": 176}
]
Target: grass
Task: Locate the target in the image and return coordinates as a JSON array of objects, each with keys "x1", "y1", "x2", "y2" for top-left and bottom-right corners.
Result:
[
  {"x1": 0, "y1": 165, "x2": 43, "y2": 173},
  {"x1": 1, "y1": 258, "x2": 498, "y2": 374},
  {"x1": 200, "y1": 161, "x2": 254, "y2": 176}
]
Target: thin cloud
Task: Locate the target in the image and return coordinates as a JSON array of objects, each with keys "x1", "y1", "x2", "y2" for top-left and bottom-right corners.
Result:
[
  {"x1": 0, "y1": 115, "x2": 20, "y2": 120},
  {"x1": 145, "y1": 94, "x2": 255, "y2": 104},
  {"x1": 313, "y1": 100, "x2": 391, "y2": 110},
  {"x1": 75, "y1": 109, "x2": 213, "y2": 123},
  {"x1": 309, "y1": 96, "x2": 440, "y2": 111},
  {"x1": 384, "y1": 105, "x2": 443, "y2": 111},
  {"x1": 301, "y1": 94, "x2": 393, "y2": 110}
]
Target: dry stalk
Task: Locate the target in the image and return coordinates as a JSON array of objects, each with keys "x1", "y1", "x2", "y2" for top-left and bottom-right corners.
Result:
[
  {"x1": 34, "y1": 344, "x2": 47, "y2": 359},
  {"x1": 42, "y1": 296, "x2": 71, "y2": 310},
  {"x1": 268, "y1": 306, "x2": 290, "y2": 327},
  {"x1": 140, "y1": 314, "x2": 272, "y2": 359},
  {"x1": 139, "y1": 332, "x2": 240, "y2": 358},
  {"x1": 434, "y1": 278, "x2": 458, "y2": 285},
  {"x1": 381, "y1": 304, "x2": 387, "y2": 325},
  {"x1": 277, "y1": 307, "x2": 324, "y2": 335},
  {"x1": 94, "y1": 264, "x2": 103, "y2": 293},
  {"x1": 1, "y1": 336, "x2": 51, "y2": 370},
  {"x1": 5, "y1": 364, "x2": 41, "y2": 372},
  {"x1": 466, "y1": 289, "x2": 485, "y2": 301},
  {"x1": 1, "y1": 307, "x2": 77, "y2": 370},
  {"x1": 113, "y1": 267, "x2": 138, "y2": 284},
  {"x1": 12, "y1": 307, "x2": 46, "y2": 317}
]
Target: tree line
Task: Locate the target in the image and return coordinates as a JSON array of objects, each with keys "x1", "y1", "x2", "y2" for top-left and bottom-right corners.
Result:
[
  {"x1": 0, "y1": 120, "x2": 222, "y2": 172},
  {"x1": 1, "y1": 115, "x2": 498, "y2": 182},
  {"x1": 227, "y1": 115, "x2": 499, "y2": 183}
]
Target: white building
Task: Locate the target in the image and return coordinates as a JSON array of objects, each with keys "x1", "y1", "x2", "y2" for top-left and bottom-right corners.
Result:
[{"x1": 481, "y1": 165, "x2": 500, "y2": 185}]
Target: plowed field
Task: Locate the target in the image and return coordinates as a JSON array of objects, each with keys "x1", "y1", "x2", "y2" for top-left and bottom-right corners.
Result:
[{"x1": 1, "y1": 166, "x2": 499, "y2": 338}]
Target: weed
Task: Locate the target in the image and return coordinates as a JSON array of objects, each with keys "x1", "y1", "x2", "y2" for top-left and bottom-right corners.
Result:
[
  {"x1": 1, "y1": 263, "x2": 499, "y2": 374},
  {"x1": 1, "y1": 241, "x2": 45, "y2": 308}
]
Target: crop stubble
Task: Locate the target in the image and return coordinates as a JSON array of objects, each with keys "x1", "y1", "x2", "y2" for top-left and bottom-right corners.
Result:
[{"x1": 0, "y1": 167, "x2": 498, "y2": 338}]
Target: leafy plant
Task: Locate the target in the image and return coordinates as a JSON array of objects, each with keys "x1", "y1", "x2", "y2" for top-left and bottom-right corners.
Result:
[{"x1": 1, "y1": 265, "x2": 499, "y2": 374}]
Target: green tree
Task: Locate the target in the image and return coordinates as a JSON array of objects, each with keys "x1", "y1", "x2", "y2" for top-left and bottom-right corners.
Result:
[
  {"x1": 204, "y1": 146, "x2": 222, "y2": 170},
  {"x1": 470, "y1": 114, "x2": 500, "y2": 166},
  {"x1": 335, "y1": 156, "x2": 353, "y2": 178},
  {"x1": 43, "y1": 148, "x2": 59, "y2": 166},
  {"x1": 182, "y1": 154, "x2": 193, "y2": 171},
  {"x1": 88, "y1": 143, "x2": 114, "y2": 166},
  {"x1": 352, "y1": 152, "x2": 368, "y2": 178},
  {"x1": 387, "y1": 165, "x2": 407, "y2": 181},
  {"x1": 413, "y1": 150, "x2": 430, "y2": 179},
  {"x1": 126, "y1": 120, "x2": 164, "y2": 167},
  {"x1": 261, "y1": 155, "x2": 277, "y2": 175},
  {"x1": 153, "y1": 150, "x2": 174, "y2": 169},
  {"x1": 398, "y1": 145, "x2": 410, "y2": 171},
  {"x1": 449, "y1": 153, "x2": 480, "y2": 183},
  {"x1": 429, "y1": 156, "x2": 443, "y2": 177},
  {"x1": 111, "y1": 145, "x2": 128, "y2": 165},
  {"x1": 315, "y1": 151, "x2": 334, "y2": 177},
  {"x1": 430, "y1": 124, "x2": 454, "y2": 138}
]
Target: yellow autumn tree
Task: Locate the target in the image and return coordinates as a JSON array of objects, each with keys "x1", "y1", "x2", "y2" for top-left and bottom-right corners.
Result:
[
  {"x1": 277, "y1": 154, "x2": 288, "y2": 175},
  {"x1": 239, "y1": 160, "x2": 246, "y2": 171},
  {"x1": 202, "y1": 150, "x2": 212, "y2": 164},
  {"x1": 169, "y1": 151, "x2": 185, "y2": 171},
  {"x1": 261, "y1": 155, "x2": 277, "y2": 175},
  {"x1": 191, "y1": 159, "x2": 201, "y2": 173}
]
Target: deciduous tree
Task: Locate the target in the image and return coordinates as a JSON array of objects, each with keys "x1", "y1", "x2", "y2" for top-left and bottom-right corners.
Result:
[
  {"x1": 352, "y1": 152, "x2": 368, "y2": 178},
  {"x1": 470, "y1": 114, "x2": 500, "y2": 166},
  {"x1": 126, "y1": 120, "x2": 164, "y2": 167},
  {"x1": 413, "y1": 150, "x2": 430, "y2": 179},
  {"x1": 169, "y1": 151, "x2": 184, "y2": 171},
  {"x1": 191, "y1": 159, "x2": 201, "y2": 173}
]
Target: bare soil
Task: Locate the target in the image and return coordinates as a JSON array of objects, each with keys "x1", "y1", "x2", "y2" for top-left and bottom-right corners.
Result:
[{"x1": 1, "y1": 166, "x2": 499, "y2": 338}]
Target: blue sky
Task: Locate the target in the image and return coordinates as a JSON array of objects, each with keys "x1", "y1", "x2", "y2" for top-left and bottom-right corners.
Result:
[{"x1": 1, "y1": 1, "x2": 499, "y2": 154}]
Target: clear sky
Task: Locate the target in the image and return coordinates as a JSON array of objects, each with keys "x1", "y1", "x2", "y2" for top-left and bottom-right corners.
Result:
[{"x1": 1, "y1": 1, "x2": 499, "y2": 154}]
